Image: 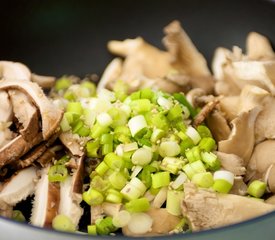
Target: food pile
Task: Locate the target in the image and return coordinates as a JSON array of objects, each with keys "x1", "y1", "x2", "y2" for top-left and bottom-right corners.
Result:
[{"x1": 1, "y1": 20, "x2": 275, "y2": 236}]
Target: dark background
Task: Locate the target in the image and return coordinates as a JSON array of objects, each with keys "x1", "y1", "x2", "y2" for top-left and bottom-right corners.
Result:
[{"x1": 0, "y1": 0, "x2": 274, "y2": 77}]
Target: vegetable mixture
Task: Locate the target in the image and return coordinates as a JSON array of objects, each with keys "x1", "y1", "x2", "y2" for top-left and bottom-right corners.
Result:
[{"x1": 1, "y1": 20, "x2": 275, "y2": 236}]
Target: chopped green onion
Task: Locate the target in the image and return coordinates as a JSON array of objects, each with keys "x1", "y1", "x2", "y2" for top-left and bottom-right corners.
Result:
[
  {"x1": 167, "y1": 104, "x2": 183, "y2": 121},
  {"x1": 173, "y1": 93, "x2": 197, "y2": 118},
  {"x1": 171, "y1": 172, "x2": 187, "y2": 190},
  {"x1": 185, "y1": 146, "x2": 201, "y2": 163},
  {"x1": 192, "y1": 172, "x2": 214, "y2": 188},
  {"x1": 197, "y1": 125, "x2": 212, "y2": 138},
  {"x1": 90, "y1": 123, "x2": 110, "y2": 139},
  {"x1": 140, "y1": 88, "x2": 154, "y2": 100},
  {"x1": 121, "y1": 177, "x2": 146, "y2": 200},
  {"x1": 112, "y1": 210, "x2": 131, "y2": 228},
  {"x1": 185, "y1": 126, "x2": 201, "y2": 145},
  {"x1": 114, "y1": 80, "x2": 128, "y2": 102},
  {"x1": 81, "y1": 81, "x2": 96, "y2": 96},
  {"x1": 97, "y1": 112, "x2": 113, "y2": 127},
  {"x1": 87, "y1": 225, "x2": 97, "y2": 235},
  {"x1": 130, "y1": 99, "x2": 152, "y2": 113},
  {"x1": 152, "y1": 186, "x2": 168, "y2": 208},
  {"x1": 151, "y1": 112, "x2": 169, "y2": 131},
  {"x1": 105, "y1": 189, "x2": 123, "y2": 203},
  {"x1": 166, "y1": 190, "x2": 183, "y2": 216},
  {"x1": 160, "y1": 157, "x2": 184, "y2": 174},
  {"x1": 56, "y1": 155, "x2": 70, "y2": 165},
  {"x1": 95, "y1": 217, "x2": 117, "y2": 235},
  {"x1": 159, "y1": 141, "x2": 181, "y2": 157},
  {"x1": 52, "y1": 214, "x2": 76, "y2": 232},
  {"x1": 213, "y1": 170, "x2": 234, "y2": 193},
  {"x1": 55, "y1": 77, "x2": 72, "y2": 91},
  {"x1": 201, "y1": 152, "x2": 220, "y2": 171},
  {"x1": 83, "y1": 188, "x2": 104, "y2": 206},
  {"x1": 125, "y1": 197, "x2": 150, "y2": 213},
  {"x1": 90, "y1": 175, "x2": 110, "y2": 192},
  {"x1": 128, "y1": 115, "x2": 148, "y2": 137},
  {"x1": 157, "y1": 96, "x2": 173, "y2": 110},
  {"x1": 150, "y1": 128, "x2": 165, "y2": 143},
  {"x1": 86, "y1": 140, "x2": 100, "y2": 157},
  {"x1": 48, "y1": 165, "x2": 68, "y2": 182},
  {"x1": 66, "y1": 102, "x2": 83, "y2": 115},
  {"x1": 109, "y1": 171, "x2": 127, "y2": 190},
  {"x1": 123, "y1": 142, "x2": 138, "y2": 152},
  {"x1": 12, "y1": 210, "x2": 26, "y2": 222},
  {"x1": 104, "y1": 152, "x2": 125, "y2": 170},
  {"x1": 247, "y1": 180, "x2": 266, "y2": 198},
  {"x1": 199, "y1": 137, "x2": 216, "y2": 152},
  {"x1": 151, "y1": 172, "x2": 170, "y2": 189},
  {"x1": 131, "y1": 147, "x2": 153, "y2": 166},
  {"x1": 182, "y1": 160, "x2": 206, "y2": 179}
]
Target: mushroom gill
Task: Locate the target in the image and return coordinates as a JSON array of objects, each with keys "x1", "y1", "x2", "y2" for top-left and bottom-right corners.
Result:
[{"x1": 182, "y1": 183, "x2": 275, "y2": 231}]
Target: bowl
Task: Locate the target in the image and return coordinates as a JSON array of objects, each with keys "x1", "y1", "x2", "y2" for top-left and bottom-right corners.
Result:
[{"x1": 0, "y1": 0, "x2": 275, "y2": 239}]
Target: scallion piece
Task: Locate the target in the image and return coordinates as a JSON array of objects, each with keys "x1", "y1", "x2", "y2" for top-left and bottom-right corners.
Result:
[
  {"x1": 125, "y1": 197, "x2": 150, "y2": 213},
  {"x1": 109, "y1": 171, "x2": 127, "y2": 190},
  {"x1": 48, "y1": 165, "x2": 68, "y2": 182},
  {"x1": 95, "y1": 217, "x2": 117, "y2": 235},
  {"x1": 131, "y1": 147, "x2": 153, "y2": 166},
  {"x1": 151, "y1": 171, "x2": 170, "y2": 189},
  {"x1": 12, "y1": 210, "x2": 26, "y2": 222},
  {"x1": 86, "y1": 140, "x2": 100, "y2": 157},
  {"x1": 55, "y1": 77, "x2": 72, "y2": 91},
  {"x1": 173, "y1": 93, "x2": 197, "y2": 118},
  {"x1": 105, "y1": 189, "x2": 123, "y2": 203},
  {"x1": 52, "y1": 214, "x2": 76, "y2": 232},
  {"x1": 166, "y1": 190, "x2": 183, "y2": 216},
  {"x1": 213, "y1": 170, "x2": 234, "y2": 193},
  {"x1": 104, "y1": 152, "x2": 125, "y2": 170},
  {"x1": 191, "y1": 172, "x2": 214, "y2": 188},
  {"x1": 247, "y1": 180, "x2": 266, "y2": 198},
  {"x1": 128, "y1": 115, "x2": 148, "y2": 137},
  {"x1": 87, "y1": 225, "x2": 97, "y2": 235},
  {"x1": 83, "y1": 188, "x2": 104, "y2": 206},
  {"x1": 199, "y1": 137, "x2": 216, "y2": 152},
  {"x1": 66, "y1": 102, "x2": 83, "y2": 115},
  {"x1": 159, "y1": 141, "x2": 181, "y2": 157}
]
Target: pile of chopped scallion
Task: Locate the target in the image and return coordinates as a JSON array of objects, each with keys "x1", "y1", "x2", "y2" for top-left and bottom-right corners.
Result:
[{"x1": 48, "y1": 77, "x2": 262, "y2": 236}]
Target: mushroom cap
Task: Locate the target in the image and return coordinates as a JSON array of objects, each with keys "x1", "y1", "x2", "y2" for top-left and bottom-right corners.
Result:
[
  {"x1": 182, "y1": 183, "x2": 275, "y2": 231},
  {"x1": 0, "y1": 91, "x2": 13, "y2": 123},
  {"x1": 219, "y1": 107, "x2": 261, "y2": 164},
  {"x1": 0, "y1": 79, "x2": 63, "y2": 140},
  {"x1": 0, "y1": 61, "x2": 31, "y2": 81}
]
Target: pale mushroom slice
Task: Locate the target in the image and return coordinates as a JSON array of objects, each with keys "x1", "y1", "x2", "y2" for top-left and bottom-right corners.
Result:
[
  {"x1": 0, "y1": 201, "x2": 13, "y2": 218},
  {"x1": 30, "y1": 167, "x2": 60, "y2": 228},
  {"x1": 0, "y1": 61, "x2": 31, "y2": 81},
  {"x1": 122, "y1": 208, "x2": 181, "y2": 237},
  {"x1": 0, "y1": 79, "x2": 63, "y2": 140},
  {"x1": 182, "y1": 183, "x2": 275, "y2": 231},
  {"x1": 265, "y1": 164, "x2": 275, "y2": 193},
  {"x1": 266, "y1": 195, "x2": 275, "y2": 205},
  {"x1": 255, "y1": 96, "x2": 275, "y2": 142},
  {"x1": 0, "y1": 167, "x2": 38, "y2": 206},
  {"x1": 0, "y1": 122, "x2": 14, "y2": 150},
  {"x1": 0, "y1": 91, "x2": 13, "y2": 123},
  {"x1": 219, "y1": 107, "x2": 261, "y2": 165},
  {"x1": 97, "y1": 58, "x2": 123, "y2": 92},
  {"x1": 58, "y1": 176, "x2": 83, "y2": 228},
  {"x1": 59, "y1": 132, "x2": 86, "y2": 156},
  {"x1": 31, "y1": 73, "x2": 55, "y2": 89},
  {"x1": 229, "y1": 176, "x2": 247, "y2": 196},
  {"x1": 246, "y1": 140, "x2": 275, "y2": 182},
  {"x1": 8, "y1": 89, "x2": 39, "y2": 141},
  {"x1": 246, "y1": 32, "x2": 275, "y2": 60},
  {"x1": 163, "y1": 21, "x2": 214, "y2": 93},
  {"x1": 206, "y1": 110, "x2": 231, "y2": 142},
  {"x1": 231, "y1": 61, "x2": 275, "y2": 95},
  {"x1": 218, "y1": 96, "x2": 239, "y2": 121},
  {"x1": 215, "y1": 151, "x2": 246, "y2": 176}
]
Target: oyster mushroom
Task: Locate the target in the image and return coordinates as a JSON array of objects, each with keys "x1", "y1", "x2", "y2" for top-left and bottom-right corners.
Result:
[
  {"x1": 91, "y1": 205, "x2": 104, "y2": 224},
  {"x1": 0, "y1": 201, "x2": 13, "y2": 218},
  {"x1": 215, "y1": 151, "x2": 246, "y2": 176},
  {"x1": 30, "y1": 167, "x2": 60, "y2": 228},
  {"x1": 219, "y1": 107, "x2": 261, "y2": 164},
  {"x1": 31, "y1": 73, "x2": 55, "y2": 89},
  {"x1": 229, "y1": 176, "x2": 248, "y2": 196},
  {"x1": 59, "y1": 132, "x2": 86, "y2": 157},
  {"x1": 206, "y1": 110, "x2": 231, "y2": 142},
  {"x1": 0, "y1": 61, "x2": 31, "y2": 81},
  {"x1": 266, "y1": 195, "x2": 275, "y2": 205},
  {"x1": 163, "y1": 20, "x2": 214, "y2": 93},
  {"x1": 246, "y1": 32, "x2": 275, "y2": 60},
  {"x1": 122, "y1": 208, "x2": 181, "y2": 236},
  {"x1": 182, "y1": 183, "x2": 275, "y2": 231},
  {"x1": 246, "y1": 140, "x2": 275, "y2": 183},
  {"x1": 265, "y1": 164, "x2": 275, "y2": 193},
  {"x1": 0, "y1": 167, "x2": 38, "y2": 206},
  {"x1": 0, "y1": 91, "x2": 13, "y2": 123}
]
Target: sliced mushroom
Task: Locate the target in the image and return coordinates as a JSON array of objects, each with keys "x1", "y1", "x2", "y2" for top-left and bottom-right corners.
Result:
[
  {"x1": 186, "y1": 88, "x2": 206, "y2": 107},
  {"x1": 246, "y1": 32, "x2": 275, "y2": 60},
  {"x1": 0, "y1": 91, "x2": 13, "y2": 123},
  {"x1": 229, "y1": 176, "x2": 247, "y2": 196},
  {"x1": 255, "y1": 96, "x2": 275, "y2": 142},
  {"x1": 0, "y1": 133, "x2": 43, "y2": 169},
  {"x1": 8, "y1": 90, "x2": 39, "y2": 141},
  {"x1": 31, "y1": 73, "x2": 55, "y2": 89},
  {"x1": 182, "y1": 183, "x2": 275, "y2": 231},
  {"x1": 265, "y1": 164, "x2": 275, "y2": 193},
  {"x1": 247, "y1": 140, "x2": 275, "y2": 180},
  {"x1": 219, "y1": 107, "x2": 261, "y2": 165},
  {"x1": 218, "y1": 96, "x2": 239, "y2": 121},
  {"x1": 58, "y1": 176, "x2": 83, "y2": 228},
  {"x1": 206, "y1": 110, "x2": 231, "y2": 142},
  {"x1": 0, "y1": 79, "x2": 63, "y2": 140},
  {"x1": 102, "y1": 203, "x2": 122, "y2": 217},
  {"x1": 122, "y1": 208, "x2": 181, "y2": 236},
  {"x1": 90, "y1": 205, "x2": 104, "y2": 224},
  {"x1": 97, "y1": 58, "x2": 123, "y2": 92},
  {"x1": 59, "y1": 132, "x2": 86, "y2": 156},
  {"x1": 0, "y1": 201, "x2": 13, "y2": 218},
  {"x1": 0, "y1": 61, "x2": 31, "y2": 81},
  {"x1": 231, "y1": 61, "x2": 275, "y2": 95},
  {"x1": 30, "y1": 167, "x2": 60, "y2": 228},
  {"x1": 0, "y1": 167, "x2": 38, "y2": 206},
  {"x1": 265, "y1": 195, "x2": 275, "y2": 205},
  {"x1": 215, "y1": 151, "x2": 246, "y2": 176},
  {"x1": 163, "y1": 21, "x2": 213, "y2": 93}
]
